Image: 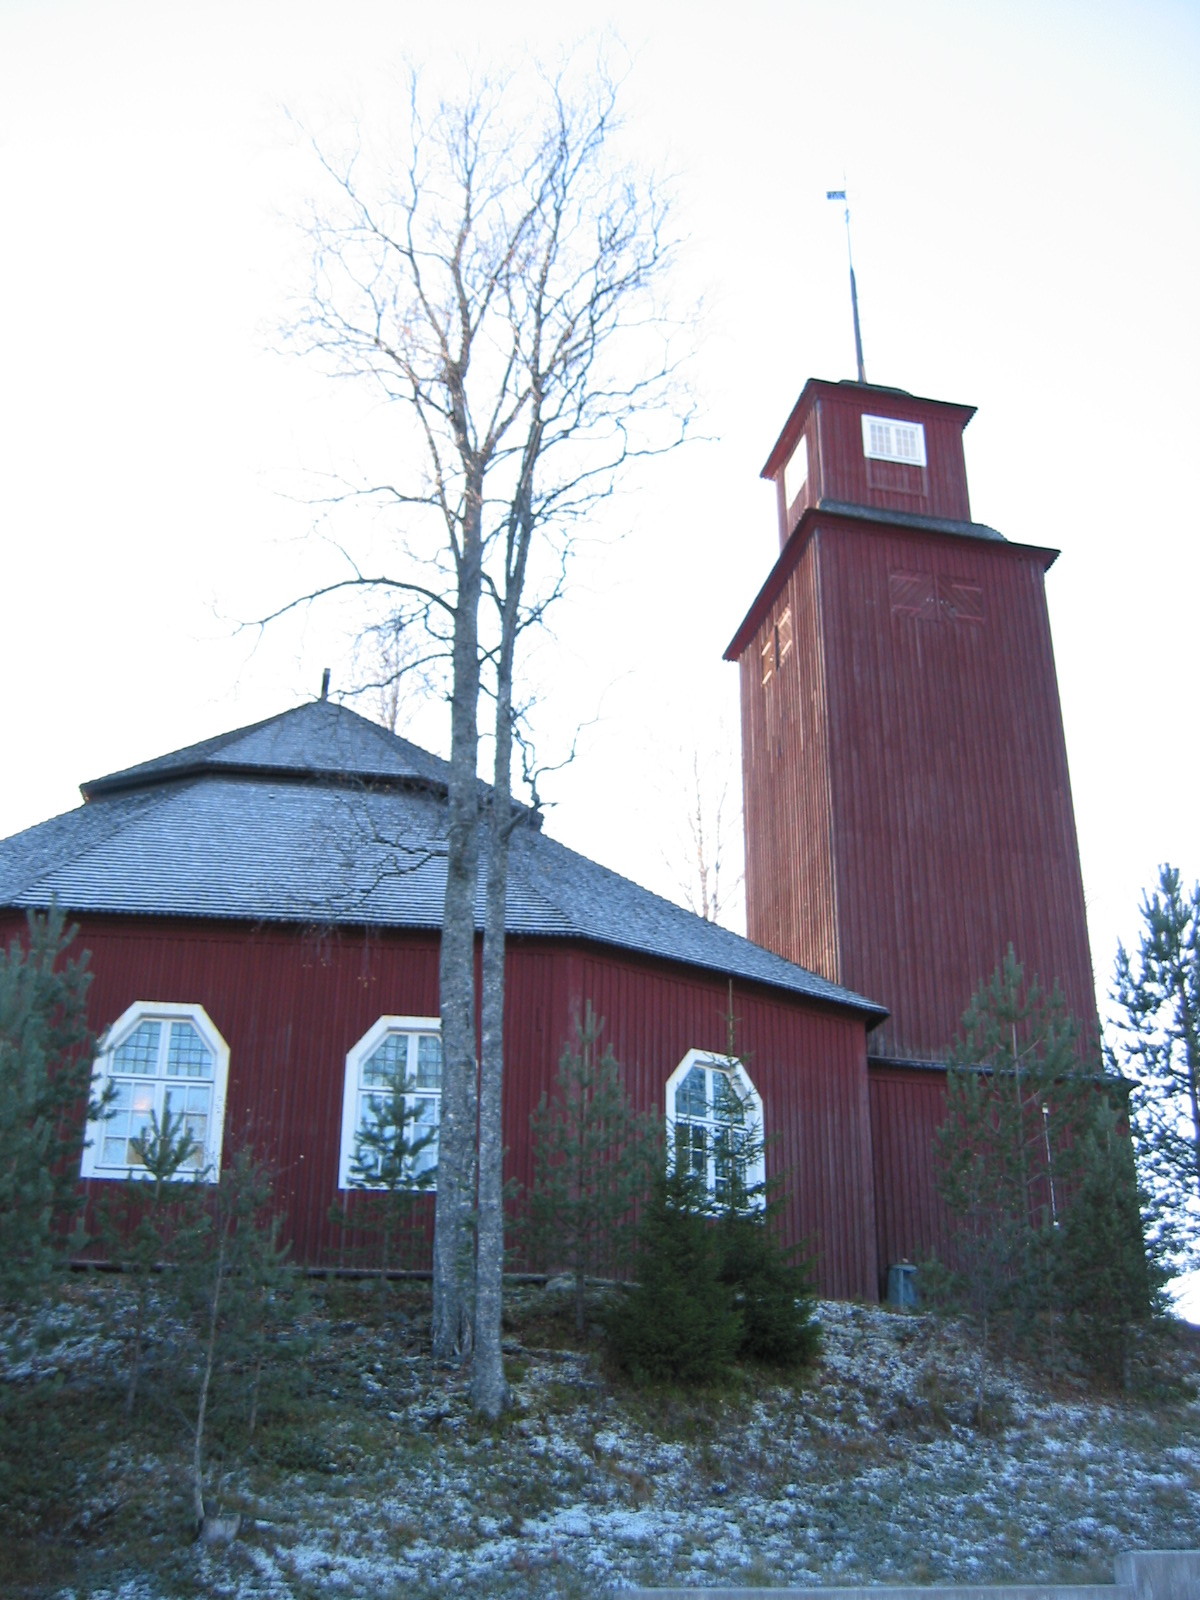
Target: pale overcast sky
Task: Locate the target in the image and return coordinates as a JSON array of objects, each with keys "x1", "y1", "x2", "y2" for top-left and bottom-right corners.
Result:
[{"x1": 1, "y1": 0, "x2": 1197, "y2": 1030}]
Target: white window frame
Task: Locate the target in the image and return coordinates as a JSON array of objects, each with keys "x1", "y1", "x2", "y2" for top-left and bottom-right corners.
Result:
[
  {"x1": 665, "y1": 1049, "x2": 766, "y2": 1204},
  {"x1": 338, "y1": 1015, "x2": 442, "y2": 1191},
  {"x1": 861, "y1": 413, "x2": 927, "y2": 467},
  {"x1": 80, "y1": 1001, "x2": 230, "y2": 1182}
]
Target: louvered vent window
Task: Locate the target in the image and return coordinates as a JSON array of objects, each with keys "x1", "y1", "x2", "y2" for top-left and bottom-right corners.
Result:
[
  {"x1": 776, "y1": 607, "x2": 793, "y2": 666},
  {"x1": 862, "y1": 414, "x2": 927, "y2": 467},
  {"x1": 760, "y1": 606, "x2": 793, "y2": 686}
]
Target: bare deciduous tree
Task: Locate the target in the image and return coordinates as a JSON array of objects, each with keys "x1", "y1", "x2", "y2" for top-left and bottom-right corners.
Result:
[
  {"x1": 279, "y1": 62, "x2": 687, "y2": 1414},
  {"x1": 657, "y1": 728, "x2": 744, "y2": 931}
]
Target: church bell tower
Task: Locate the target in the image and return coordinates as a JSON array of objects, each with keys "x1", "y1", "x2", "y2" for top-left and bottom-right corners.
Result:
[{"x1": 727, "y1": 378, "x2": 1096, "y2": 1063}]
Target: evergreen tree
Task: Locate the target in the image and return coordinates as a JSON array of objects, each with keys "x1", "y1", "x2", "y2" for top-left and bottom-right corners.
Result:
[
  {"x1": 330, "y1": 1053, "x2": 438, "y2": 1282},
  {"x1": 173, "y1": 1148, "x2": 299, "y2": 1535},
  {"x1": 1057, "y1": 1097, "x2": 1157, "y2": 1388},
  {"x1": 703, "y1": 1011, "x2": 822, "y2": 1373},
  {"x1": 524, "y1": 1006, "x2": 659, "y2": 1333},
  {"x1": 604, "y1": 1169, "x2": 742, "y2": 1386},
  {"x1": 99, "y1": 1108, "x2": 207, "y2": 1414},
  {"x1": 0, "y1": 907, "x2": 98, "y2": 1310},
  {"x1": 934, "y1": 949, "x2": 1099, "y2": 1408},
  {"x1": 1110, "y1": 865, "x2": 1200, "y2": 1275},
  {"x1": 717, "y1": 1210, "x2": 821, "y2": 1371}
]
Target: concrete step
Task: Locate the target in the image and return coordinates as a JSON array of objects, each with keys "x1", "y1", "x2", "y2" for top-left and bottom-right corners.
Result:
[{"x1": 621, "y1": 1548, "x2": 1199, "y2": 1600}]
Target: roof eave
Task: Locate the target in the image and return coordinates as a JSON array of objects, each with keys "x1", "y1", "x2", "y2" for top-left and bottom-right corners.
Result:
[{"x1": 79, "y1": 762, "x2": 452, "y2": 804}]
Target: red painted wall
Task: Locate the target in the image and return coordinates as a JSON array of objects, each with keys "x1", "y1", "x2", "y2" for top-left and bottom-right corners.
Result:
[
  {"x1": 740, "y1": 513, "x2": 1096, "y2": 1063},
  {"x1": 868, "y1": 1063, "x2": 953, "y2": 1281},
  {"x1": 2, "y1": 912, "x2": 880, "y2": 1300}
]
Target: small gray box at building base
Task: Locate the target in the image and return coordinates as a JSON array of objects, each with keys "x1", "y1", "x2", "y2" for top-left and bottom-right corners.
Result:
[{"x1": 887, "y1": 1262, "x2": 918, "y2": 1309}]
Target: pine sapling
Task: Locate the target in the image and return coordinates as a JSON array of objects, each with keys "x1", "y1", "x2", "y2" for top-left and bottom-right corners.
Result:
[
  {"x1": 99, "y1": 1108, "x2": 205, "y2": 1414},
  {"x1": 0, "y1": 907, "x2": 98, "y2": 1313},
  {"x1": 605, "y1": 1168, "x2": 742, "y2": 1386},
  {"x1": 524, "y1": 1005, "x2": 659, "y2": 1333},
  {"x1": 173, "y1": 1148, "x2": 296, "y2": 1537},
  {"x1": 330, "y1": 1053, "x2": 438, "y2": 1284},
  {"x1": 934, "y1": 948, "x2": 1101, "y2": 1417}
]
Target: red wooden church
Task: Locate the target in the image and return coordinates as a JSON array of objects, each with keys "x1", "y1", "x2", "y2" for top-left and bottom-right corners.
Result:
[
  {"x1": 0, "y1": 375, "x2": 1094, "y2": 1301},
  {"x1": 727, "y1": 378, "x2": 1096, "y2": 1278}
]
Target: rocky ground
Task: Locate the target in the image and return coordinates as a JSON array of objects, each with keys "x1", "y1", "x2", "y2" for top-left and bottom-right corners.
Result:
[{"x1": 2, "y1": 1278, "x2": 1199, "y2": 1598}]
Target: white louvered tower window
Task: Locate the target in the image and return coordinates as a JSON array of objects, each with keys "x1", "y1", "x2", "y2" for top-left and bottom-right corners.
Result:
[{"x1": 861, "y1": 413, "x2": 927, "y2": 467}]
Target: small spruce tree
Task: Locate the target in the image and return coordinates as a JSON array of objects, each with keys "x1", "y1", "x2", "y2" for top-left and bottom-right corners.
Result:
[
  {"x1": 717, "y1": 1208, "x2": 820, "y2": 1371},
  {"x1": 524, "y1": 1005, "x2": 659, "y2": 1333},
  {"x1": 0, "y1": 907, "x2": 98, "y2": 1311},
  {"x1": 705, "y1": 1003, "x2": 822, "y2": 1373},
  {"x1": 173, "y1": 1148, "x2": 298, "y2": 1535},
  {"x1": 934, "y1": 949, "x2": 1098, "y2": 1411},
  {"x1": 329, "y1": 1054, "x2": 438, "y2": 1282},
  {"x1": 1110, "y1": 864, "x2": 1200, "y2": 1276},
  {"x1": 604, "y1": 1168, "x2": 742, "y2": 1386},
  {"x1": 1057, "y1": 1096, "x2": 1158, "y2": 1389},
  {"x1": 99, "y1": 1108, "x2": 207, "y2": 1414}
]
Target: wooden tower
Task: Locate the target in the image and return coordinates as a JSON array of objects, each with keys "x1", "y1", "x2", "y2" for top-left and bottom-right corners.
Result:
[{"x1": 726, "y1": 378, "x2": 1096, "y2": 1064}]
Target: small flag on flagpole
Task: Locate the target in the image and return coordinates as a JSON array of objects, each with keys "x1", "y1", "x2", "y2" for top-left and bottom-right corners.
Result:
[{"x1": 826, "y1": 186, "x2": 866, "y2": 384}]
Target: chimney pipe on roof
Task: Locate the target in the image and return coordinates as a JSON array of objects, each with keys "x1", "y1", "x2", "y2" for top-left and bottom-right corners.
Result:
[{"x1": 319, "y1": 668, "x2": 331, "y2": 701}]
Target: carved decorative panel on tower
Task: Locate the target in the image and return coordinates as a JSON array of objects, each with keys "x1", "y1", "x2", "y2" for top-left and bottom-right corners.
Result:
[{"x1": 729, "y1": 379, "x2": 1095, "y2": 1068}]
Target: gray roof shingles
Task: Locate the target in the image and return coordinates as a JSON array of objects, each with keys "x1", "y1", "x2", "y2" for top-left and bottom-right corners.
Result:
[{"x1": 1, "y1": 702, "x2": 885, "y2": 1020}]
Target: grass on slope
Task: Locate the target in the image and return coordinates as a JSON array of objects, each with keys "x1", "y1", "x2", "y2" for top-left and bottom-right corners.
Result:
[{"x1": 2, "y1": 1276, "x2": 1198, "y2": 1598}]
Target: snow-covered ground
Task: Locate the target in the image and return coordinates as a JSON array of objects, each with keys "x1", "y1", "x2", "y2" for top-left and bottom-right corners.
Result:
[
  {"x1": 6, "y1": 1284, "x2": 1200, "y2": 1598},
  {"x1": 1169, "y1": 1270, "x2": 1200, "y2": 1326}
]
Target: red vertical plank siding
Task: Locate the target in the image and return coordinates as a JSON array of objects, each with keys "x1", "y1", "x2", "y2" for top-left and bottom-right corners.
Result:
[
  {"x1": 868, "y1": 1064, "x2": 954, "y2": 1282},
  {"x1": 564, "y1": 950, "x2": 877, "y2": 1301},
  {"x1": 818, "y1": 520, "x2": 1095, "y2": 1060},
  {"x1": 812, "y1": 389, "x2": 973, "y2": 524},
  {"x1": 741, "y1": 516, "x2": 1095, "y2": 1064},
  {"x1": 741, "y1": 540, "x2": 840, "y2": 985},
  {"x1": 67, "y1": 917, "x2": 442, "y2": 1264},
  {"x1": 25, "y1": 914, "x2": 879, "y2": 1300}
]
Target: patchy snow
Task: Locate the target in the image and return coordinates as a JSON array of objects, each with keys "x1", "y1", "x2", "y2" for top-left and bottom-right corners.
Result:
[{"x1": 7, "y1": 1283, "x2": 1200, "y2": 1598}]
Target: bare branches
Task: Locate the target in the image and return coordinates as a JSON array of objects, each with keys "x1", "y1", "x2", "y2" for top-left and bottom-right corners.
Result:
[{"x1": 282, "y1": 63, "x2": 688, "y2": 741}]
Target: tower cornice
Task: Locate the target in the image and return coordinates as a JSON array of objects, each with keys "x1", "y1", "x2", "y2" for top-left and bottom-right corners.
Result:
[{"x1": 724, "y1": 503, "x2": 1059, "y2": 663}]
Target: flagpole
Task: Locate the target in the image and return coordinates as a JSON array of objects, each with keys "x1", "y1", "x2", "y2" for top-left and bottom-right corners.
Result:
[{"x1": 827, "y1": 188, "x2": 866, "y2": 384}]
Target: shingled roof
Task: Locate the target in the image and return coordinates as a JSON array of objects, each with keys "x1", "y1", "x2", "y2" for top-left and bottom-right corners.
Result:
[
  {"x1": 81, "y1": 698, "x2": 453, "y2": 799},
  {"x1": 0, "y1": 701, "x2": 885, "y2": 1020}
]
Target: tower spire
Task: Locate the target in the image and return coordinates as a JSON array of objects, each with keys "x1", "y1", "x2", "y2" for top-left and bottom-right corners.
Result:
[{"x1": 827, "y1": 187, "x2": 866, "y2": 384}]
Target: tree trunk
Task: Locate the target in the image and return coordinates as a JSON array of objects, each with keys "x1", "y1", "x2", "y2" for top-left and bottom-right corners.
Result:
[
  {"x1": 470, "y1": 658, "x2": 515, "y2": 1419},
  {"x1": 432, "y1": 492, "x2": 483, "y2": 1364},
  {"x1": 470, "y1": 468, "x2": 535, "y2": 1416},
  {"x1": 192, "y1": 1221, "x2": 228, "y2": 1534},
  {"x1": 574, "y1": 1267, "x2": 586, "y2": 1337}
]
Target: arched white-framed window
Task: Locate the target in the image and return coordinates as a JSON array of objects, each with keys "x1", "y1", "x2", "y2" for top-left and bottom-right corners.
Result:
[
  {"x1": 665, "y1": 1050, "x2": 766, "y2": 1204},
  {"x1": 81, "y1": 1002, "x2": 230, "y2": 1181},
  {"x1": 338, "y1": 1016, "x2": 442, "y2": 1191}
]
